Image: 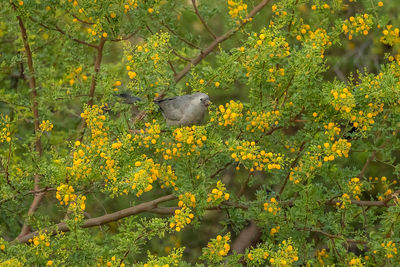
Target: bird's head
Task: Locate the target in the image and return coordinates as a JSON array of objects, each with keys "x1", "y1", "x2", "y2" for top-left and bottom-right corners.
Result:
[{"x1": 193, "y1": 92, "x2": 211, "y2": 107}]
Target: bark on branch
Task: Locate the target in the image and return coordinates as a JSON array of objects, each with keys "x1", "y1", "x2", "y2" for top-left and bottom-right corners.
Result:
[
  {"x1": 12, "y1": 4, "x2": 45, "y2": 240},
  {"x1": 17, "y1": 194, "x2": 177, "y2": 243}
]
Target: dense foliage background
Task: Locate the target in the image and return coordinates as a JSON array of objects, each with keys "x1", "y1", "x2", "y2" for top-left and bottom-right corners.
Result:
[{"x1": 0, "y1": 0, "x2": 400, "y2": 266}]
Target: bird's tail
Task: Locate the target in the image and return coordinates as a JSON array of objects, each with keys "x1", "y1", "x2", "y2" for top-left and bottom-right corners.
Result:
[{"x1": 114, "y1": 92, "x2": 142, "y2": 104}]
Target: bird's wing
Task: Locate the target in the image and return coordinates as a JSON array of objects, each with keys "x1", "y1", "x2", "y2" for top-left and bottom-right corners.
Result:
[{"x1": 155, "y1": 96, "x2": 192, "y2": 122}]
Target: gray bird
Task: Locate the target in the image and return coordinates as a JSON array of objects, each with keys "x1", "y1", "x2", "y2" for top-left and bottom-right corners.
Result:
[{"x1": 154, "y1": 92, "x2": 211, "y2": 126}]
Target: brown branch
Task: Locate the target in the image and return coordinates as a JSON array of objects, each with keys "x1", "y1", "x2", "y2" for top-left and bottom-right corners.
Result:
[
  {"x1": 32, "y1": 18, "x2": 98, "y2": 48},
  {"x1": 167, "y1": 61, "x2": 177, "y2": 76},
  {"x1": 79, "y1": 38, "x2": 106, "y2": 140},
  {"x1": 327, "y1": 190, "x2": 400, "y2": 207},
  {"x1": 299, "y1": 227, "x2": 368, "y2": 244},
  {"x1": 110, "y1": 30, "x2": 140, "y2": 42},
  {"x1": 12, "y1": 4, "x2": 46, "y2": 239},
  {"x1": 17, "y1": 194, "x2": 177, "y2": 243},
  {"x1": 68, "y1": 12, "x2": 94, "y2": 25},
  {"x1": 88, "y1": 38, "x2": 106, "y2": 106},
  {"x1": 174, "y1": 0, "x2": 272, "y2": 82},
  {"x1": 191, "y1": 0, "x2": 216, "y2": 39},
  {"x1": 231, "y1": 221, "x2": 261, "y2": 254},
  {"x1": 210, "y1": 162, "x2": 233, "y2": 178},
  {"x1": 237, "y1": 172, "x2": 253, "y2": 198},
  {"x1": 169, "y1": 47, "x2": 192, "y2": 62},
  {"x1": 358, "y1": 151, "x2": 376, "y2": 178},
  {"x1": 2, "y1": 139, "x2": 15, "y2": 190}
]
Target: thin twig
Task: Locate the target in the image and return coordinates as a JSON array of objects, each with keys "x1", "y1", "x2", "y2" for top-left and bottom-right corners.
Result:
[
  {"x1": 174, "y1": 0, "x2": 272, "y2": 82},
  {"x1": 210, "y1": 162, "x2": 233, "y2": 178},
  {"x1": 162, "y1": 22, "x2": 201, "y2": 49},
  {"x1": 278, "y1": 141, "x2": 306, "y2": 196},
  {"x1": 191, "y1": 0, "x2": 216, "y2": 39},
  {"x1": 299, "y1": 227, "x2": 368, "y2": 244},
  {"x1": 34, "y1": 20, "x2": 98, "y2": 48}
]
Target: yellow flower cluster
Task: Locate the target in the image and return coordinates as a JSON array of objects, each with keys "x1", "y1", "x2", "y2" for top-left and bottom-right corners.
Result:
[
  {"x1": 56, "y1": 184, "x2": 86, "y2": 219},
  {"x1": 342, "y1": 14, "x2": 373, "y2": 40},
  {"x1": 28, "y1": 232, "x2": 51, "y2": 248},
  {"x1": 39, "y1": 120, "x2": 53, "y2": 132},
  {"x1": 69, "y1": 195, "x2": 87, "y2": 212},
  {"x1": 229, "y1": 141, "x2": 283, "y2": 171},
  {"x1": 207, "y1": 180, "x2": 229, "y2": 204},
  {"x1": 302, "y1": 28, "x2": 332, "y2": 54},
  {"x1": 370, "y1": 176, "x2": 397, "y2": 200},
  {"x1": 202, "y1": 233, "x2": 231, "y2": 262},
  {"x1": 311, "y1": 3, "x2": 331, "y2": 11},
  {"x1": 295, "y1": 24, "x2": 311, "y2": 41},
  {"x1": 245, "y1": 110, "x2": 280, "y2": 132},
  {"x1": 133, "y1": 120, "x2": 161, "y2": 148},
  {"x1": 330, "y1": 83, "x2": 385, "y2": 132},
  {"x1": 380, "y1": 25, "x2": 400, "y2": 46},
  {"x1": 66, "y1": 66, "x2": 87, "y2": 87},
  {"x1": 349, "y1": 257, "x2": 363, "y2": 266},
  {"x1": 80, "y1": 104, "x2": 109, "y2": 148},
  {"x1": 337, "y1": 193, "x2": 350, "y2": 209},
  {"x1": 289, "y1": 154, "x2": 323, "y2": 184},
  {"x1": 178, "y1": 192, "x2": 196, "y2": 208},
  {"x1": 270, "y1": 4, "x2": 289, "y2": 17},
  {"x1": 350, "y1": 105, "x2": 383, "y2": 131},
  {"x1": 169, "y1": 206, "x2": 194, "y2": 232},
  {"x1": 159, "y1": 125, "x2": 207, "y2": 160},
  {"x1": 248, "y1": 240, "x2": 298, "y2": 267},
  {"x1": 142, "y1": 248, "x2": 182, "y2": 267},
  {"x1": 213, "y1": 100, "x2": 243, "y2": 127},
  {"x1": 123, "y1": 0, "x2": 138, "y2": 13},
  {"x1": 270, "y1": 225, "x2": 280, "y2": 236},
  {"x1": 0, "y1": 115, "x2": 11, "y2": 143},
  {"x1": 387, "y1": 54, "x2": 400, "y2": 80},
  {"x1": 381, "y1": 240, "x2": 398, "y2": 259},
  {"x1": 108, "y1": 155, "x2": 177, "y2": 197},
  {"x1": 246, "y1": 247, "x2": 270, "y2": 262},
  {"x1": 67, "y1": 141, "x2": 93, "y2": 181},
  {"x1": 252, "y1": 33, "x2": 290, "y2": 59},
  {"x1": 263, "y1": 197, "x2": 280, "y2": 215},
  {"x1": 129, "y1": 158, "x2": 162, "y2": 197},
  {"x1": 348, "y1": 177, "x2": 363, "y2": 200},
  {"x1": 124, "y1": 32, "x2": 170, "y2": 85},
  {"x1": 158, "y1": 165, "x2": 178, "y2": 190},
  {"x1": 56, "y1": 184, "x2": 77, "y2": 206},
  {"x1": 316, "y1": 249, "x2": 329, "y2": 266},
  {"x1": 242, "y1": 31, "x2": 290, "y2": 80},
  {"x1": 227, "y1": 0, "x2": 248, "y2": 24},
  {"x1": 323, "y1": 122, "x2": 341, "y2": 141},
  {"x1": 105, "y1": 256, "x2": 123, "y2": 267},
  {"x1": 320, "y1": 138, "x2": 351, "y2": 162},
  {"x1": 330, "y1": 87, "x2": 355, "y2": 113}
]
